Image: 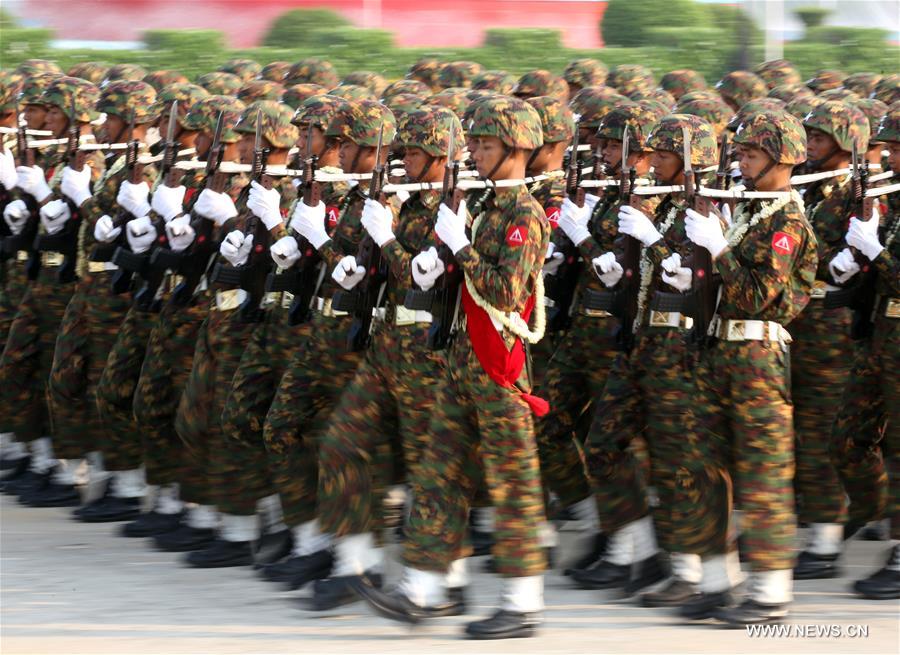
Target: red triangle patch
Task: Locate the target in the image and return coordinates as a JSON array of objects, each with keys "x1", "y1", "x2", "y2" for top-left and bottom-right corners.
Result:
[
  {"x1": 545, "y1": 206, "x2": 561, "y2": 229},
  {"x1": 326, "y1": 205, "x2": 340, "y2": 227},
  {"x1": 506, "y1": 225, "x2": 526, "y2": 247},
  {"x1": 771, "y1": 231, "x2": 796, "y2": 255}
]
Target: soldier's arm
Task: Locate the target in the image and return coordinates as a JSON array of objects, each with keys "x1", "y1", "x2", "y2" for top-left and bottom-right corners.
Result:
[
  {"x1": 815, "y1": 186, "x2": 854, "y2": 285},
  {"x1": 872, "y1": 242, "x2": 900, "y2": 295}
]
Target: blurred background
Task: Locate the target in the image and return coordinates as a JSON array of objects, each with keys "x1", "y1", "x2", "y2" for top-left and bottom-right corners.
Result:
[{"x1": 1, "y1": 0, "x2": 898, "y2": 79}]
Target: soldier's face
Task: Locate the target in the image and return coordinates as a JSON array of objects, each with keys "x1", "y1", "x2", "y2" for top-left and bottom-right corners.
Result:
[
  {"x1": 238, "y1": 133, "x2": 255, "y2": 164},
  {"x1": 601, "y1": 138, "x2": 622, "y2": 169},
  {"x1": 805, "y1": 128, "x2": 840, "y2": 163},
  {"x1": 44, "y1": 105, "x2": 69, "y2": 138},
  {"x1": 23, "y1": 104, "x2": 47, "y2": 130},
  {"x1": 887, "y1": 142, "x2": 900, "y2": 175},
  {"x1": 100, "y1": 114, "x2": 125, "y2": 143},
  {"x1": 297, "y1": 124, "x2": 326, "y2": 158},
  {"x1": 339, "y1": 140, "x2": 380, "y2": 173},
  {"x1": 526, "y1": 143, "x2": 552, "y2": 175},
  {"x1": 567, "y1": 83, "x2": 582, "y2": 102},
  {"x1": 472, "y1": 135, "x2": 507, "y2": 178},
  {"x1": 402, "y1": 146, "x2": 433, "y2": 181},
  {"x1": 650, "y1": 150, "x2": 681, "y2": 181},
  {"x1": 195, "y1": 132, "x2": 211, "y2": 159},
  {"x1": 736, "y1": 144, "x2": 773, "y2": 181}
]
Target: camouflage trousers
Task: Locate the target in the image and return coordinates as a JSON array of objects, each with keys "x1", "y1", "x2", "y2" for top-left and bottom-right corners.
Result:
[
  {"x1": 0, "y1": 258, "x2": 29, "y2": 351},
  {"x1": 262, "y1": 313, "x2": 362, "y2": 528},
  {"x1": 696, "y1": 338, "x2": 796, "y2": 572},
  {"x1": 48, "y1": 271, "x2": 131, "y2": 458},
  {"x1": 585, "y1": 329, "x2": 729, "y2": 556},
  {"x1": 174, "y1": 304, "x2": 257, "y2": 512},
  {"x1": 403, "y1": 330, "x2": 546, "y2": 578},
  {"x1": 790, "y1": 301, "x2": 856, "y2": 524},
  {"x1": 0, "y1": 267, "x2": 74, "y2": 440},
  {"x1": 831, "y1": 314, "x2": 898, "y2": 538},
  {"x1": 133, "y1": 295, "x2": 209, "y2": 496},
  {"x1": 318, "y1": 321, "x2": 446, "y2": 538}
]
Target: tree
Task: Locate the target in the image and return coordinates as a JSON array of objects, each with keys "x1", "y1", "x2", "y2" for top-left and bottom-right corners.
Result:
[
  {"x1": 794, "y1": 6, "x2": 832, "y2": 30},
  {"x1": 262, "y1": 9, "x2": 352, "y2": 48},
  {"x1": 601, "y1": 0, "x2": 711, "y2": 48}
]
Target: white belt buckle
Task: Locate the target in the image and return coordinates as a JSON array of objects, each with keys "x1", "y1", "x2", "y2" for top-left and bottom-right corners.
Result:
[
  {"x1": 726, "y1": 320, "x2": 746, "y2": 341},
  {"x1": 215, "y1": 289, "x2": 246, "y2": 311},
  {"x1": 886, "y1": 298, "x2": 900, "y2": 319},
  {"x1": 281, "y1": 291, "x2": 294, "y2": 309}
]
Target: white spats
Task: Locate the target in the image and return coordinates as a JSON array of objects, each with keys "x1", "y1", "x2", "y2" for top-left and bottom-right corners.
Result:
[
  {"x1": 568, "y1": 495, "x2": 600, "y2": 531},
  {"x1": 501, "y1": 575, "x2": 544, "y2": 613},
  {"x1": 445, "y1": 558, "x2": 469, "y2": 589},
  {"x1": 750, "y1": 569, "x2": 793, "y2": 605},
  {"x1": 807, "y1": 523, "x2": 843, "y2": 556},
  {"x1": 291, "y1": 519, "x2": 333, "y2": 557},
  {"x1": 670, "y1": 552, "x2": 702, "y2": 584},
  {"x1": 111, "y1": 468, "x2": 147, "y2": 499},
  {"x1": 156, "y1": 484, "x2": 184, "y2": 515},
  {"x1": 28, "y1": 437, "x2": 55, "y2": 473},
  {"x1": 51, "y1": 458, "x2": 83, "y2": 486},
  {"x1": 257, "y1": 494, "x2": 287, "y2": 532},
  {"x1": 399, "y1": 567, "x2": 447, "y2": 608},
  {"x1": 187, "y1": 505, "x2": 219, "y2": 530},
  {"x1": 333, "y1": 532, "x2": 376, "y2": 576},
  {"x1": 220, "y1": 513, "x2": 258, "y2": 543}
]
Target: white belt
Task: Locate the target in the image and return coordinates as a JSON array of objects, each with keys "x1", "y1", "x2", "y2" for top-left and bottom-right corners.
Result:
[
  {"x1": 264, "y1": 291, "x2": 294, "y2": 309},
  {"x1": 87, "y1": 261, "x2": 119, "y2": 273},
  {"x1": 810, "y1": 280, "x2": 842, "y2": 299},
  {"x1": 15, "y1": 251, "x2": 30, "y2": 263},
  {"x1": 713, "y1": 318, "x2": 791, "y2": 343},
  {"x1": 315, "y1": 296, "x2": 348, "y2": 318},
  {"x1": 885, "y1": 298, "x2": 900, "y2": 319},
  {"x1": 647, "y1": 311, "x2": 693, "y2": 329},
  {"x1": 41, "y1": 252, "x2": 65, "y2": 267},
  {"x1": 394, "y1": 306, "x2": 432, "y2": 326},
  {"x1": 215, "y1": 289, "x2": 246, "y2": 311}
]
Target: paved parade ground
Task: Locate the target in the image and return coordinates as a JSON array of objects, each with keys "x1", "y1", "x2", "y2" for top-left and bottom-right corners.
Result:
[{"x1": 1, "y1": 495, "x2": 898, "y2": 655}]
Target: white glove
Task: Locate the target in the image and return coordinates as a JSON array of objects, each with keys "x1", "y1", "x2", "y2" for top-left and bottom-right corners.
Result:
[
  {"x1": 660, "y1": 252, "x2": 692, "y2": 292},
  {"x1": 151, "y1": 184, "x2": 186, "y2": 222},
  {"x1": 591, "y1": 251, "x2": 623, "y2": 288},
  {"x1": 361, "y1": 198, "x2": 395, "y2": 247},
  {"x1": 584, "y1": 193, "x2": 601, "y2": 213},
  {"x1": 412, "y1": 246, "x2": 446, "y2": 291},
  {"x1": 828, "y1": 247, "x2": 860, "y2": 284},
  {"x1": 247, "y1": 180, "x2": 284, "y2": 230},
  {"x1": 542, "y1": 242, "x2": 565, "y2": 276},
  {"x1": 126, "y1": 215, "x2": 157, "y2": 254},
  {"x1": 117, "y1": 180, "x2": 151, "y2": 218},
  {"x1": 271, "y1": 235, "x2": 301, "y2": 269},
  {"x1": 165, "y1": 214, "x2": 195, "y2": 252},
  {"x1": 435, "y1": 200, "x2": 469, "y2": 255},
  {"x1": 94, "y1": 214, "x2": 121, "y2": 243},
  {"x1": 0, "y1": 148, "x2": 16, "y2": 190},
  {"x1": 220, "y1": 230, "x2": 254, "y2": 267},
  {"x1": 618, "y1": 204, "x2": 662, "y2": 247},
  {"x1": 558, "y1": 197, "x2": 591, "y2": 246},
  {"x1": 291, "y1": 200, "x2": 329, "y2": 249},
  {"x1": 846, "y1": 214, "x2": 884, "y2": 261},
  {"x1": 60, "y1": 165, "x2": 92, "y2": 207},
  {"x1": 15, "y1": 165, "x2": 51, "y2": 202},
  {"x1": 194, "y1": 188, "x2": 237, "y2": 226},
  {"x1": 3, "y1": 199, "x2": 29, "y2": 235},
  {"x1": 331, "y1": 255, "x2": 366, "y2": 291},
  {"x1": 39, "y1": 199, "x2": 71, "y2": 235},
  {"x1": 685, "y1": 208, "x2": 728, "y2": 259},
  {"x1": 719, "y1": 202, "x2": 732, "y2": 227}
]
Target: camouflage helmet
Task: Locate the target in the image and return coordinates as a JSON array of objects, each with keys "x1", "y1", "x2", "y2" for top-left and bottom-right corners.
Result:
[
  {"x1": 233, "y1": 100, "x2": 298, "y2": 149},
  {"x1": 382, "y1": 79, "x2": 430, "y2": 101},
  {"x1": 660, "y1": 69, "x2": 707, "y2": 101},
  {"x1": 328, "y1": 84, "x2": 377, "y2": 102},
  {"x1": 325, "y1": 99, "x2": 397, "y2": 148},
  {"x1": 630, "y1": 88, "x2": 676, "y2": 111},
  {"x1": 753, "y1": 59, "x2": 802, "y2": 90},
  {"x1": 340, "y1": 72, "x2": 387, "y2": 97},
  {"x1": 282, "y1": 83, "x2": 326, "y2": 110},
  {"x1": 597, "y1": 100, "x2": 661, "y2": 152},
  {"x1": 438, "y1": 61, "x2": 484, "y2": 89},
  {"x1": 152, "y1": 83, "x2": 209, "y2": 129},
  {"x1": 19, "y1": 72, "x2": 63, "y2": 105},
  {"x1": 67, "y1": 62, "x2": 109, "y2": 85},
  {"x1": 855, "y1": 98, "x2": 889, "y2": 144},
  {"x1": 873, "y1": 74, "x2": 900, "y2": 105},
  {"x1": 563, "y1": 59, "x2": 608, "y2": 90},
  {"x1": 383, "y1": 93, "x2": 426, "y2": 123},
  {"x1": 677, "y1": 89, "x2": 723, "y2": 106},
  {"x1": 406, "y1": 58, "x2": 445, "y2": 91},
  {"x1": 196, "y1": 71, "x2": 242, "y2": 96},
  {"x1": 678, "y1": 97, "x2": 734, "y2": 140},
  {"x1": 843, "y1": 72, "x2": 881, "y2": 98},
  {"x1": 727, "y1": 98, "x2": 786, "y2": 132},
  {"x1": 143, "y1": 70, "x2": 189, "y2": 92},
  {"x1": 219, "y1": 59, "x2": 261, "y2": 83},
  {"x1": 425, "y1": 87, "x2": 471, "y2": 120},
  {"x1": 15, "y1": 59, "x2": 62, "y2": 76},
  {"x1": 102, "y1": 63, "x2": 148, "y2": 86},
  {"x1": 806, "y1": 69, "x2": 845, "y2": 93},
  {"x1": 525, "y1": 95, "x2": 575, "y2": 143},
  {"x1": 874, "y1": 107, "x2": 900, "y2": 143},
  {"x1": 716, "y1": 71, "x2": 767, "y2": 109},
  {"x1": 291, "y1": 94, "x2": 345, "y2": 131},
  {"x1": 802, "y1": 100, "x2": 870, "y2": 153},
  {"x1": 734, "y1": 108, "x2": 807, "y2": 165},
  {"x1": 785, "y1": 94, "x2": 826, "y2": 120},
  {"x1": 285, "y1": 58, "x2": 339, "y2": 88},
  {"x1": 0, "y1": 70, "x2": 24, "y2": 113},
  {"x1": 237, "y1": 80, "x2": 284, "y2": 104},
  {"x1": 569, "y1": 86, "x2": 629, "y2": 128},
  {"x1": 184, "y1": 95, "x2": 246, "y2": 142},
  {"x1": 513, "y1": 70, "x2": 569, "y2": 101},
  {"x1": 97, "y1": 80, "x2": 159, "y2": 124},
  {"x1": 471, "y1": 70, "x2": 517, "y2": 95},
  {"x1": 608, "y1": 64, "x2": 655, "y2": 98},
  {"x1": 467, "y1": 95, "x2": 543, "y2": 150},
  {"x1": 462, "y1": 93, "x2": 496, "y2": 126},
  {"x1": 647, "y1": 114, "x2": 718, "y2": 168},
  {"x1": 259, "y1": 61, "x2": 291, "y2": 83},
  {"x1": 395, "y1": 106, "x2": 463, "y2": 157},
  {"x1": 39, "y1": 76, "x2": 101, "y2": 123},
  {"x1": 819, "y1": 87, "x2": 860, "y2": 103},
  {"x1": 767, "y1": 83, "x2": 813, "y2": 103}
]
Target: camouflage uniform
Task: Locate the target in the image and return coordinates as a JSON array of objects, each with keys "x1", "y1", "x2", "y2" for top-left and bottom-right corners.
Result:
[
  {"x1": 237, "y1": 80, "x2": 285, "y2": 104},
  {"x1": 563, "y1": 59, "x2": 608, "y2": 97},
  {"x1": 143, "y1": 70, "x2": 189, "y2": 93},
  {"x1": 471, "y1": 71, "x2": 517, "y2": 96},
  {"x1": 660, "y1": 70, "x2": 708, "y2": 101},
  {"x1": 328, "y1": 85, "x2": 377, "y2": 102},
  {"x1": 67, "y1": 62, "x2": 108, "y2": 85},
  {"x1": 678, "y1": 97, "x2": 734, "y2": 142},
  {"x1": 196, "y1": 72, "x2": 242, "y2": 96},
  {"x1": 15, "y1": 59, "x2": 63, "y2": 76},
  {"x1": 406, "y1": 59, "x2": 445, "y2": 92},
  {"x1": 513, "y1": 70, "x2": 569, "y2": 102},
  {"x1": 282, "y1": 84, "x2": 327, "y2": 110},
  {"x1": 437, "y1": 61, "x2": 483, "y2": 90},
  {"x1": 806, "y1": 70, "x2": 845, "y2": 94},
  {"x1": 260, "y1": 61, "x2": 291, "y2": 83},
  {"x1": 872, "y1": 74, "x2": 900, "y2": 106},
  {"x1": 284, "y1": 59, "x2": 339, "y2": 89},
  {"x1": 382, "y1": 79, "x2": 430, "y2": 101},
  {"x1": 103, "y1": 64, "x2": 147, "y2": 85},
  {"x1": 219, "y1": 59, "x2": 261, "y2": 83},
  {"x1": 768, "y1": 83, "x2": 813, "y2": 104},
  {"x1": 424, "y1": 88, "x2": 470, "y2": 120},
  {"x1": 607, "y1": 65, "x2": 655, "y2": 99},
  {"x1": 754, "y1": 59, "x2": 802, "y2": 90},
  {"x1": 340, "y1": 72, "x2": 387, "y2": 97},
  {"x1": 715, "y1": 71, "x2": 767, "y2": 111}
]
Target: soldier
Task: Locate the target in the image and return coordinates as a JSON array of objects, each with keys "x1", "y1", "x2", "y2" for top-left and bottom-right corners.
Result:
[
  {"x1": 67, "y1": 62, "x2": 109, "y2": 85},
  {"x1": 328, "y1": 85, "x2": 377, "y2": 102},
  {"x1": 102, "y1": 64, "x2": 148, "y2": 85},
  {"x1": 607, "y1": 64, "x2": 655, "y2": 99},
  {"x1": 513, "y1": 70, "x2": 569, "y2": 102},
  {"x1": 237, "y1": 80, "x2": 284, "y2": 104},
  {"x1": 806, "y1": 70, "x2": 845, "y2": 94},
  {"x1": 754, "y1": 59, "x2": 802, "y2": 90},
  {"x1": 562, "y1": 59, "x2": 608, "y2": 101},
  {"x1": 856, "y1": 98, "x2": 890, "y2": 168},
  {"x1": 715, "y1": 71, "x2": 768, "y2": 112},
  {"x1": 843, "y1": 72, "x2": 882, "y2": 98},
  {"x1": 768, "y1": 83, "x2": 813, "y2": 104},
  {"x1": 660, "y1": 70, "x2": 708, "y2": 102},
  {"x1": 340, "y1": 72, "x2": 387, "y2": 97},
  {"x1": 425, "y1": 88, "x2": 471, "y2": 120},
  {"x1": 259, "y1": 61, "x2": 291, "y2": 83},
  {"x1": 284, "y1": 58, "x2": 339, "y2": 89},
  {"x1": 218, "y1": 59, "x2": 261, "y2": 83},
  {"x1": 684, "y1": 107, "x2": 816, "y2": 625},
  {"x1": 151, "y1": 83, "x2": 210, "y2": 153},
  {"x1": 282, "y1": 83, "x2": 327, "y2": 110},
  {"x1": 406, "y1": 58, "x2": 445, "y2": 93},
  {"x1": 678, "y1": 97, "x2": 734, "y2": 145},
  {"x1": 437, "y1": 61, "x2": 483, "y2": 90},
  {"x1": 471, "y1": 71, "x2": 517, "y2": 96},
  {"x1": 382, "y1": 79, "x2": 431, "y2": 101},
  {"x1": 143, "y1": 70, "x2": 189, "y2": 93},
  {"x1": 196, "y1": 72, "x2": 242, "y2": 96}
]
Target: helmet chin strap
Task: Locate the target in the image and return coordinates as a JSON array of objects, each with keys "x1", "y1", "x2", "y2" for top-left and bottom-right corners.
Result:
[
  {"x1": 805, "y1": 143, "x2": 841, "y2": 172},
  {"x1": 742, "y1": 158, "x2": 777, "y2": 191},
  {"x1": 484, "y1": 144, "x2": 511, "y2": 182},
  {"x1": 413, "y1": 153, "x2": 436, "y2": 184},
  {"x1": 525, "y1": 145, "x2": 542, "y2": 174}
]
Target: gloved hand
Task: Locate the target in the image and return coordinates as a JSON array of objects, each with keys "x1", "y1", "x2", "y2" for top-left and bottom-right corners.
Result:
[
  {"x1": 126, "y1": 216, "x2": 157, "y2": 254},
  {"x1": 685, "y1": 207, "x2": 729, "y2": 259},
  {"x1": 0, "y1": 148, "x2": 16, "y2": 190},
  {"x1": 247, "y1": 180, "x2": 284, "y2": 230},
  {"x1": 331, "y1": 255, "x2": 365, "y2": 290},
  {"x1": 291, "y1": 200, "x2": 329, "y2": 249},
  {"x1": 846, "y1": 213, "x2": 884, "y2": 261},
  {"x1": 584, "y1": 193, "x2": 601, "y2": 213},
  {"x1": 411, "y1": 246, "x2": 446, "y2": 291},
  {"x1": 618, "y1": 204, "x2": 662, "y2": 247},
  {"x1": 39, "y1": 199, "x2": 71, "y2": 235},
  {"x1": 220, "y1": 230, "x2": 254, "y2": 267},
  {"x1": 271, "y1": 235, "x2": 301, "y2": 269},
  {"x1": 435, "y1": 200, "x2": 469, "y2": 255},
  {"x1": 151, "y1": 183, "x2": 186, "y2": 222},
  {"x1": 94, "y1": 214, "x2": 121, "y2": 243},
  {"x1": 660, "y1": 252, "x2": 692, "y2": 292},
  {"x1": 165, "y1": 214, "x2": 195, "y2": 252},
  {"x1": 194, "y1": 188, "x2": 237, "y2": 226},
  {"x1": 828, "y1": 247, "x2": 860, "y2": 284},
  {"x1": 3, "y1": 199, "x2": 29, "y2": 235},
  {"x1": 719, "y1": 202, "x2": 733, "y2": 227},
  {"x1": 361, "y1": 198, "x2": 395, "y2": 247},
  {"x1": 117, "y1": 180, "x2": 151, "y2": 218},
  {"x1": 591, "y1": 251, "x2": 623, "y2": 288},
  {"x1": 542, "y1": 242, "x2": 565, "y2": 276},
  {"x1": 60, "y1": 165, "x2": 92, "y2": 207},
  {"x1": 16, "y1": 165, "x2": 51, "y2": 202},
  {"x1": 558, "y1": 197, "x2": 591, "y2": 246}
]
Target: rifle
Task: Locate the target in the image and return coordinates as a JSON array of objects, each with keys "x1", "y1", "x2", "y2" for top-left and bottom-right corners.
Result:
[
  {"x1": 613, "y1": 127, "x2": 641, "y2": 351},
  {"x1": 2, "y1": 104, "x2": 42, "y2": 279}
]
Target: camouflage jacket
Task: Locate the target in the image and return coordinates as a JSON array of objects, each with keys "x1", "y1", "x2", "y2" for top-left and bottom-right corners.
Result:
[
  {"x1": 381, "y1": 189, "x2": 441, "y2": 311},
  {"x1": 803, "y1": 174, "x2": 854, "y2": 285},
  {"x1": 318, "y1": 184, "x2": 368, "y2": 298},
  {"x1": 872, "y1": 191, "x2": 900, "y2": 298}
]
